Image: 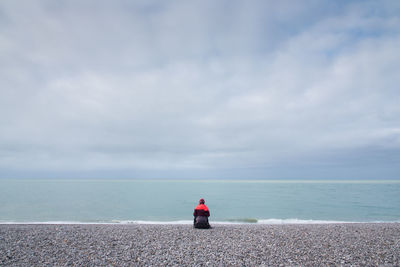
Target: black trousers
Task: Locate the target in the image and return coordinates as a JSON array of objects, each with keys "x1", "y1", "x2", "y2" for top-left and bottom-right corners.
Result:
[{"x1": 194, "y1": 216, "x2": 210, "y2": 229}]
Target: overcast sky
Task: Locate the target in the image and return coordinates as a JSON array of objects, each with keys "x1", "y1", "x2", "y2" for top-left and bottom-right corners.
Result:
[{"x1": 0, "y1": 0, "x2": 399, "y2": 179}]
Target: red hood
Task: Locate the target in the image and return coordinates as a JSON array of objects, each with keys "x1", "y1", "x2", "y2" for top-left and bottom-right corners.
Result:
[{"x1": 195, "y1": 204, "x2": 209, "y2": 211}]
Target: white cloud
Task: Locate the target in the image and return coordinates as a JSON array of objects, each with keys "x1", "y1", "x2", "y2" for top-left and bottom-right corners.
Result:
[{"x1": 0, "y1": 0, "x2": 399, "y2": 178}]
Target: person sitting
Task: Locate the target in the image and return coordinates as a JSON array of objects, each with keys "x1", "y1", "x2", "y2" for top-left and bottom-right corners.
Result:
[{"x1": 193, "y1": 198, "x2": 210, "y2": 229}]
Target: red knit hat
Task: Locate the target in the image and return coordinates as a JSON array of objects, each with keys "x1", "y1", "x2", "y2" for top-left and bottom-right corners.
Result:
[{"x1": 199, "y1": 198, "x2": 205, "y2": 204}]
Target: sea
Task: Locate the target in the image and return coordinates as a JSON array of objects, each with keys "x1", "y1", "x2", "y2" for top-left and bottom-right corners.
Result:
[{"x1": 0, "y1": 179, "x2": 399, "y2": 224}]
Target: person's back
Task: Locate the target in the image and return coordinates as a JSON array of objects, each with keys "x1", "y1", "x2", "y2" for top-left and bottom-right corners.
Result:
[{"x1": 193, "y1": 198, "x2": 210, "y2": 229}]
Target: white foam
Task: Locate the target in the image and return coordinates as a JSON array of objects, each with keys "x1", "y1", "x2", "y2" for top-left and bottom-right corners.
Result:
[
  {"x1": 1, "y1": 219, "x2": 399, "y2": 225},
  {"x1": 257, "y1": 219, "x2": 352, "y2": 224},
  {"x1": 0, "y1": 221, "x2": 112, "y2": 225},
  {"x1": 114, "y1": 220, "x2": 193, "y2": 225}
]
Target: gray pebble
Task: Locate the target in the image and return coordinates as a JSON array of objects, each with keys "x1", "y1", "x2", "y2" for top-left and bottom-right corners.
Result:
[{"x1": 1, "y1": 223, "x2": 400, "y2": 266}]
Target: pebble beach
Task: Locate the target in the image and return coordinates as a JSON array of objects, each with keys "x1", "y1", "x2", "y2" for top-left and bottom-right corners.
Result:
[{"x1": 1, "y1": 223, "x2": 399, "y2": 266}]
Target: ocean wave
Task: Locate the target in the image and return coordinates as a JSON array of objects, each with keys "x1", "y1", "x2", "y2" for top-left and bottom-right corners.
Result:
[{"x1": 1, "y1": 218, "x2": 400, "y2": 225}]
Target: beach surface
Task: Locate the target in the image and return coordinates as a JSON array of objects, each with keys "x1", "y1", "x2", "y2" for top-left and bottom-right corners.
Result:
[{"x1": 1, "y1": 223, "x2": 399, "y2": 266}]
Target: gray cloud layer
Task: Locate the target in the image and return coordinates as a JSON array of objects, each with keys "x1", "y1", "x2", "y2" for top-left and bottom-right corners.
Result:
[{"x1": 1, "y1": 0, "x2": 399, "y2": 179}]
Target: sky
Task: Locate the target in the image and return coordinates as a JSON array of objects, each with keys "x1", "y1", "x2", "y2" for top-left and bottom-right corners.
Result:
[{"x1": 0, "y1": 0, "x2": 399, "y2": 179}]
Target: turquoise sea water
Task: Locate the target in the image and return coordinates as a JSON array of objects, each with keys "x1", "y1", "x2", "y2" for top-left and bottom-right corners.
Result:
[{"x1": 0, "y1": 179, "x2": 399, "y2": 224}]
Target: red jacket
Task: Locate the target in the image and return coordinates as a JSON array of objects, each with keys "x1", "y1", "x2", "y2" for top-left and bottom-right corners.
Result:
[{"x1": 193, "y1": 204, "x2": 210, "y2": 217}]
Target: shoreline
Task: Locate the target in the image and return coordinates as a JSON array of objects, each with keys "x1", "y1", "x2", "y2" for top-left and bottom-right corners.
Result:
[
  {"x1": 1, "y1": 223, "x2": 399, "y2": 266},
  {"x1": 1, "y1": 219, "x2": 399, "y2": 225}
]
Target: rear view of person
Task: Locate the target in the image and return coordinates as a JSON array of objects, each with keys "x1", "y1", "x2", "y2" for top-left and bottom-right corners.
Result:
[{"x1": 193, "y1": 198, "x2": 210, "y2": 229}]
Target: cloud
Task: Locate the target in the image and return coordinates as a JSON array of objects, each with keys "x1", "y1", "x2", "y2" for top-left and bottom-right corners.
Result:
[{"x1": 0, "y1": 0, "x2": 399, "y2": 178}]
